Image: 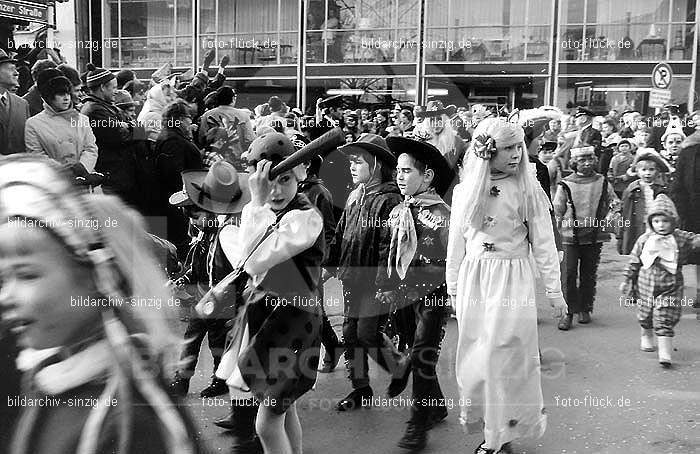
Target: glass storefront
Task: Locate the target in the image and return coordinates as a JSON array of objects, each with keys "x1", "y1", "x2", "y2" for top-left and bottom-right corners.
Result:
[
  {"x1": 104, "y1": 0, "x2": 193, "y2": 68},
  {"x1": 559, "y1": 0, "x2": 696, "y2": 61},
  {"x1": 306, "y1": 0, "x2": 421, "y2": 63},
  {"x1": 199, "y1": 0, "x2": 298, "y2": 66},
  {"x1": 424, "y1": 0, "x2": 554, "y2": 62}
]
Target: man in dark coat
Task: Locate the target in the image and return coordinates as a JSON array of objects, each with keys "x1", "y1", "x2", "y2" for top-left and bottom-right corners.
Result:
[
  {"x1": 0, "y1": 50, "x2": 29, "y2": 154},
  {"x1": 574, "y1": 107, "x2": 602, "y2": 158},
  {"x1": 80, "y1": 65, "x2": 145, "y2": 205},
  {"x1": 670, "y1": 131, "x2": 700, "y2": 312}
]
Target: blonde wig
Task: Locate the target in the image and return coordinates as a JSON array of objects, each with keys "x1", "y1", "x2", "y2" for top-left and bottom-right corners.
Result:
[{"x1": 454, "y1": 117, "x2": 551, "y2": 234}]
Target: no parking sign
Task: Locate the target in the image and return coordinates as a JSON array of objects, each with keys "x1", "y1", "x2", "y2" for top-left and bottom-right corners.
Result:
[{"x1": 652, "y1": 62, "x2": 673, "y2": 89}]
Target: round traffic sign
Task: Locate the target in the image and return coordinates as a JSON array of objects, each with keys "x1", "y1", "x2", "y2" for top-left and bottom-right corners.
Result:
[{"x1": 652, "y1": 62, "x2": 673, "y2": 89}]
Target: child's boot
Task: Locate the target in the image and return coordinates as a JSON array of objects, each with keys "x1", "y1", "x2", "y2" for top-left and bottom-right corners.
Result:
[
  {"x1": 657, "y1": 336, "x2": 673, "y2": 368},
  {"x1": 640, "y1": 328, "x2": 656, "y2": 352}
]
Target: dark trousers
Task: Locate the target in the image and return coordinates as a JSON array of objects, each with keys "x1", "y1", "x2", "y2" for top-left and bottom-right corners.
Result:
[
  {"x1": 409, "y1": 297, "x2": 447, "y2": 422},
  {"x1": 342, "y1": 288, "x2": 402, "y2": 389},
  {"x1": 563, "y1": 243, "x2": 602, "y2": 314},
  {"x1": 178, "y1": 315, "x2": 228, "y2": 378}
]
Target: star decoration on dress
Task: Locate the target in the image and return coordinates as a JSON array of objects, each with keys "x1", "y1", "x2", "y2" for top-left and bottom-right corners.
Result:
[
  {"x1": 483, "y1": 216, "x2": 496, "y2": 227},
  {"x1": 489, "y1": 186, "x2": 500, "y2": 197},
  {"x1": 482, "y1": 242, "x2": 495, "y2": 252},
  {"x1": 422, "y1": 236, "x2": 435, "y2": 246}
]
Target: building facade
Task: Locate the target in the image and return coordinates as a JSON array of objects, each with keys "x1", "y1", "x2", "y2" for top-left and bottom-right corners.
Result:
[{"x1": 79, "y1": 0, "x2": 698, "y2": 113}]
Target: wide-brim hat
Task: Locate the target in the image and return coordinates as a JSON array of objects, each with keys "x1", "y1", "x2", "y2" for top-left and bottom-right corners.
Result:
[
  {"x1": 415, "y1": 100, "x2": 457, "y2": 119},
  {"x1": 632, "y1": 149, "x2": 670, "y2": 173},
  {"x1": 540, "y1": 141, "x2": 558, "y2": 151},
  {"x1": 0, "y1": 49, "x2": 18, "y2": 65},
  {"x1": 574, "y1": 106, "x2": 594, "y2": 118},
  {"x1": 175, "y1": 161, "x2": 251, "y2": 214},
  {"x1": 338, "y1": 133, "x2": 396, "y2": 165},
  {"x1": 386, "y1": 136, "x2": 455, "y2": 197}
]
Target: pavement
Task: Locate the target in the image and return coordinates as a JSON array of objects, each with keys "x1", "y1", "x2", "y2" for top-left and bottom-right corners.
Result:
[{"x1": 172, "y1": 242, "x2": 700, "y2": 454}]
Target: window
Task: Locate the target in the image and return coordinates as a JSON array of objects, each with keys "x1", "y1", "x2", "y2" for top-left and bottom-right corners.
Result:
[
  {"x1": 306, "y1": 0, "x2": 421, "y2": 64},
  {"x1": 425, "y1": 0, "x2": 554, "y2": 62},
  {"x1": 199, "y1": 0, "x2": 299, "y2": 66},
  {"x1": 559, "y1": 0, "x2": 696, "y2": 61},
  {"x1": 103, "y1": 0, "x2": 193, "y2": 68}
]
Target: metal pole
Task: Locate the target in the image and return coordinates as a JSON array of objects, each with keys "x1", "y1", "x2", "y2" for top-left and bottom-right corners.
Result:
[
  {"x1": 299, "y1": 0, "x2": 306, "y2": 111},
  {"x1": 690, "y1": 0, "x2": 700, "y2": 111},
  {"x1": 416, "y1": 0, "x2": 426, "y2": 105}
]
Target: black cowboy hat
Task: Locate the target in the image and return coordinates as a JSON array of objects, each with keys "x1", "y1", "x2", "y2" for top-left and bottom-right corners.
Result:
[
  {"x1": 386, "y1": 136, "x2": 455, "y2": 197},
  {"x1": 338, "y1": 133, "x2": 397, "y2": 165}
]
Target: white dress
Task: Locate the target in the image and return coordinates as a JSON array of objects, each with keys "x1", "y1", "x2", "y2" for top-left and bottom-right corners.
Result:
[{"x1": 446, "y1": 174, "x2": 562, "y2": 450}]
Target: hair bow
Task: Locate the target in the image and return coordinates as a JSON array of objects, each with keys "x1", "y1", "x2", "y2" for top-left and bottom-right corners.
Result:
[{"x1": 473, "y1": 134, "x2": 497, "y2": 160}]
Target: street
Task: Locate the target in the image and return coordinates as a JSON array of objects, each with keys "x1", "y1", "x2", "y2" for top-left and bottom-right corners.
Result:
[{"x1": 177, "y1": 242, "x2": 700, "y2": 454}]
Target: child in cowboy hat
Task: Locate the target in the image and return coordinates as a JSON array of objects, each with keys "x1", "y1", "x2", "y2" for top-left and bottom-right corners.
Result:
[
  {"x1": 168, "y1": 160, "x2": 251, "y2": 403},
  {"x1": 384, "y1": 136, "x2": 454, "y2": 451},
  {"x1": 326, "y1": 133, "x2": 407, "y2": 412},
  {"x1": 618, "y1": 150, "x2": 669, "y2": 255},
  {"x1": 553, "y1": 146, "x2": 620, "y2": 329},
  {"x1": 621, "y1": 194, "x2": 700, "y2": 367}
]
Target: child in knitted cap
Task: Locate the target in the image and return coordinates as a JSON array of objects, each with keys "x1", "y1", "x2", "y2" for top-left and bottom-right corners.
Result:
[{"x1": 620, "y1": 194, "x2": 700, "y2": 367}]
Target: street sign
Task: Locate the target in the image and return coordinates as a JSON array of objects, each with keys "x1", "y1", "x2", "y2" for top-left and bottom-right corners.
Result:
[
  {"x1": 652, "y1": 62, "x2": 673, "y2": 89},
  {"x1": 649, "y1": 88, "x2": 672, "y2": 108},
  {"x1": 0, "y1": 0, "x2": 48, "y2": 23}
]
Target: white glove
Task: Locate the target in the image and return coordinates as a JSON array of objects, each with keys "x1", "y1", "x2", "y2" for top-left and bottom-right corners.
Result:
[{"x1": 547, "y1": 294, "x2": 567, "y2": 319}]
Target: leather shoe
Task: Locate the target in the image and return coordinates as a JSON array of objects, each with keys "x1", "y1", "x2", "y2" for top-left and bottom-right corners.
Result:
[
  {"x1": 397, "y1": 419, "x2": 427, "y2": 451},
  {"x1": 558, "y1": 314, "x2": 573, "y2": 330},
  {"x1": 425, "y1": 406, "x2": 448, "y2": 430},
  {"x1": 578, "y1": 311, "x2": 591, "y2": 324},
  {"x1": 319, "y1": 344, "x2": 342, "y2": 373},
  {"x1": 387, "y1": 354, "x2": 412, "y2": 398},
  {"x1": 336, "y1": 386, "x2": 373, "y2": 411},
  {"x1": 168, "y1": 373, "x2": 190, "y2": 398},
  {"x1": 200, "y1": 378, "x2": 228, "y2": 398}
]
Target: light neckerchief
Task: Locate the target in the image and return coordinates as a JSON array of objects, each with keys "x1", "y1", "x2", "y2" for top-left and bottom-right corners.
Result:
[
  {"x1": 348, "y1": 181, "x2": 381, "y2": 208},
  {"x1": 388, "y1": 191, "x2": 444, "y2": 279},
  {"x1": 640, "y1": 232, "x2": 678, "y2": 274}
]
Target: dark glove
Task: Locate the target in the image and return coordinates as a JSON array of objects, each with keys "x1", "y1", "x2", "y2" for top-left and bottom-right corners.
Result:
[{"x1": 85, "y1": 172, "x2": 105, "y2": 187}]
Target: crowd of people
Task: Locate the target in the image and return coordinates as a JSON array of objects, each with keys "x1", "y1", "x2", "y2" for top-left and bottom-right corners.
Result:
[{"x1": 0, "y1": 42, "x2": 699, "y2": 454}]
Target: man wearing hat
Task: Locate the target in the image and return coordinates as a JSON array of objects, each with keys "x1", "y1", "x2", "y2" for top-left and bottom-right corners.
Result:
[
  {"x1": 81, "y1": 63, "x2": 146, "y2": 205},
  {"x1": 384, "y1": 136, "x2": 453, "y2": 450},
  {"x1": 169, "y1": 161, "x2": 251, "y2": 404},
  {"x1": 573, "y1": 107, "x2": 602, "y2": 159},
  {"x1": 0, "y1": 49, "x2": 29, "y2": 154},
  {"x1": 326, "y1": 133, "x2": 407, "y2": 411},
  {"x1": 553, "y1": 146, "x2": 620, "y2": 329}
]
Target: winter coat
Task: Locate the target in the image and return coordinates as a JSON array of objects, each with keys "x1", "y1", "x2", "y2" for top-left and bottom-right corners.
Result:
[
  {"x1": 80, "y1": 95, "x2": 143, "y2": 202},
  {"x1": 299, "y1": 176, "x2": 336, "y2": 261},
  {"x1": 25, "y1": 102, "x2": 98, "y2": 172},
  {"x1": 618, "y1": 180, "x2": 666, "y2": 255},
  {"x1": 327, "y1": 181, "x2": 402, "y2": 291},
  {"x1": 137, "y1": 83, "x2": 173, "y2": 142},
  {"x1": 670, "y1": 132, "x2": 700, "y2": 233},
  {"x1": 607, "y1": 151, "x2": 635, "y2": 196},
  {"x1": 0, "y1": 90, "x2": 29, "y2": 154},
  {"x1": 153, "y1": 127, "x2": 203, "y2": 253},
  {"x1": 21, "y1": 85, "x2": 43, "y2": 117}
]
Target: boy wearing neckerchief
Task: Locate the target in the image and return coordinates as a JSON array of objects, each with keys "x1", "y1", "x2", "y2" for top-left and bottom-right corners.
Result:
[
  {"x1": 621, "y1": 194, "x2": 700, "y2": 367},
  {"x1": 385, "y1": 137, "x2": 453, "y2": 451},
  {"x1": 326, "y1": 134, "x2": 405, "y2": 412}
]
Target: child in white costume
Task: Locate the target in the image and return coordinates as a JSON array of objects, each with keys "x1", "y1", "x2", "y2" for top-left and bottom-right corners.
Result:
[{"x1": 446, "y1": 118, "x2": 566, "y2": 454}]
